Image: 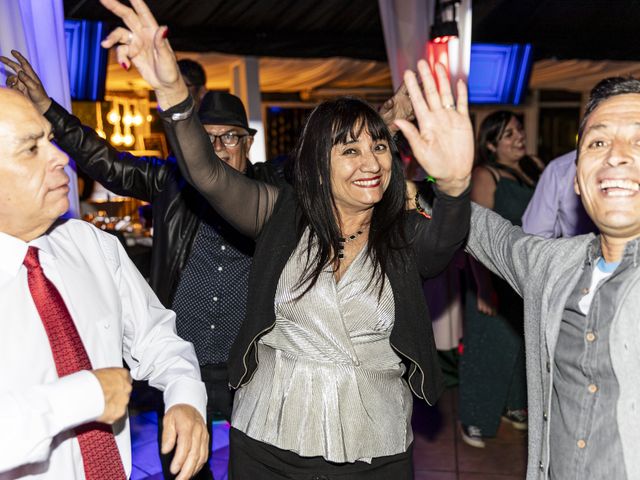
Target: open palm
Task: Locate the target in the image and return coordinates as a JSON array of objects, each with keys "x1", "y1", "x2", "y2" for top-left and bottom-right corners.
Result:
[{"x1": 396, "y1": 61, "x2": 474, "y2": 196}]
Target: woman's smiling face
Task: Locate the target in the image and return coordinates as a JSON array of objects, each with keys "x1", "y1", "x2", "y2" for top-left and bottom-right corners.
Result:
[{"x1": 329, "y1": 127, "x2": 392, "y2": 217}]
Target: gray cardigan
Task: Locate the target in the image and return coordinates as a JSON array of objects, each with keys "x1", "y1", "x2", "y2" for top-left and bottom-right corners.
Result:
[{"x1": 466, "y1": 204, "x2": 640, "y2": 480}]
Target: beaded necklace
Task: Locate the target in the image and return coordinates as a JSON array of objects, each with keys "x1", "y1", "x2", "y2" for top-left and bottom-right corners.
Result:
[{"x1": 337, "y1": 230, "x2": 364, "y2": 259}]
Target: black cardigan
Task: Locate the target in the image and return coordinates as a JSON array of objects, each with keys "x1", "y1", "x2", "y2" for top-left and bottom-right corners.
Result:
[
  {"x1": 160, "y1": 97, "x2": 470, "y2": 405},
  {"x1": 228, "y1": 186, "x2": 470, "y2": 405}
]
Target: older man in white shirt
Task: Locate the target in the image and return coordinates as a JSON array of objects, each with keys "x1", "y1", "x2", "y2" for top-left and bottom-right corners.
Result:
[{"x1": 0, "y1": 86, "x2": 208, "y2": 479}]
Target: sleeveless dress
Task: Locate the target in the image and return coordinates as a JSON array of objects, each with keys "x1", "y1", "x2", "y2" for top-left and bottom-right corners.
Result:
[{"x1": 459, "y1": 171, "x2": 534, "y2": 436}]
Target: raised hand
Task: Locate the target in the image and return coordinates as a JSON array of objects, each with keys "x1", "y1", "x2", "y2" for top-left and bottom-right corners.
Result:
[
  {"x1": 395, "y1": 60, "x2": 474, "y2": 197},
  {"x1": 0, "y1": 50, "x2": 51, "y2": 114},
  {"x1": 99, "y1": 0, "x2": 188, "y2": 109}
]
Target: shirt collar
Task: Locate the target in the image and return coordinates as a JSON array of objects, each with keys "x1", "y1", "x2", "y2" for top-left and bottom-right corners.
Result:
[
  {"x1": 585, "y1": 235, "x2": 640, "y2": 268},
  {"x1": 0, "y1": 230, "x2": 55, "y2": 277}
]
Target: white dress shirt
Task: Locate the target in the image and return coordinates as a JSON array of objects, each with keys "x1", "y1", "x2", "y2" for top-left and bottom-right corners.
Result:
[{"x1": 0, "y1": 219, "x2": 207, "y2": 479}]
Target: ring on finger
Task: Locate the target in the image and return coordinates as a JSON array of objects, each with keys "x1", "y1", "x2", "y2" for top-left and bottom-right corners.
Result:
[
  {"x1": 443, "y1": 104, "x2": 456, "y2": 110},
  {"x1": 127, "y1": 31, "x2": 133, "y2": 45}
]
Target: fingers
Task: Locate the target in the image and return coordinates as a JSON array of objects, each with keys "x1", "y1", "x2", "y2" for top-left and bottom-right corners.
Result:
[
  {"x1": 101, "y1": 26, "x2": 133, "y2": 49},
  {"x1": 0, "y1": 55, "x2": 21, "y2": 74},
  {"x1": 394, "y1": 118, "x2": 422, "y2": 150},
  {"x1": 403, "y1": 69, "x2": 429, "y2": 134},
  {"x1": 456, "y1": 79, "x2": 469, "y2": 115},
  {"x1": 174, "y1": 423, "x2": 208, "y2": 480},
  {"x1": 417, "y1": 59, "x2": 443, "y2": 111},
  {"x1": 17, "y1": 70, "x2": 42, "y2": 91},
  {"x1": 153, "y1": 25, "x2": 173, "y2": 61},
  {"x1": 99, "y1": 0, "x2": 143, "y2": 32},
  {"x1": 115, "y1": 45, "x2": 132, "y2": 70},
  {"x1": 130, "y1": 0, "x2": 159, "y2": 28},
  {"x1": 94, "y1": 367, "x2": 132, "y2": 424},
  {"x1": 435, "y1": 63, "x2": 455, "y2": 109},
  {"x1": 169, "y1": 425, "x2": 192, "y2": 475},
  {"x1": 5, "y1": 74, "x2": 17, "y2": 88},
  {"x1": 161, "y1": 415, "x2": 178, "y2": 455},
  {"x1": 10, "y1": 50, "x2": 40, "y2": 82}
]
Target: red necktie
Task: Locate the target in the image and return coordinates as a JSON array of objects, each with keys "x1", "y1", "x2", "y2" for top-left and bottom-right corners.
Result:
[{"x1": 24, "y1": 246, "x2": 126, "y2": 480}]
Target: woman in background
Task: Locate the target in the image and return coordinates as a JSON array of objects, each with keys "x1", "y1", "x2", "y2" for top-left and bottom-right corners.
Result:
[{"x1": 458, "y1": 111, "x2": 544, "y2": 447}]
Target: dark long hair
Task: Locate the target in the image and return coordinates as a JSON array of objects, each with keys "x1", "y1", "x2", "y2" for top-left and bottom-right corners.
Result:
[
  {"x1": 476, "y1": 110, "x2": 540, "y2": 184},
  {"x1": 292, "y1": 97, "x2": 408, "y2": 295}
]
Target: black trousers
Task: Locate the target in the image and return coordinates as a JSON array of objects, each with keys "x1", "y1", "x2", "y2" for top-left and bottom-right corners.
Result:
[
  {"x1": 158, "y1": 363, "x2": 234, "y2": 480},
  {"x1": 229, "y1": 427, "x2": 414, "y2": 480}
]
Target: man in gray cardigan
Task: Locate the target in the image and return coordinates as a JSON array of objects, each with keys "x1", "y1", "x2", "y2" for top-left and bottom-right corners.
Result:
[{"x1": 466, "y1": 76, "x2": 640, "y2": 479}]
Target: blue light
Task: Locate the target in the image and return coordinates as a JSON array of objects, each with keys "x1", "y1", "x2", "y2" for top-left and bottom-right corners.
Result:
[
  {"x1": 269, "y1": 106, "x2": 283, "y2": 113},
  {"x1": 468, "y1": 43, "x2": 534, "y2": 105},
  {"x1": 64, "y1": 19, "x2": 108, "y2": 101}
]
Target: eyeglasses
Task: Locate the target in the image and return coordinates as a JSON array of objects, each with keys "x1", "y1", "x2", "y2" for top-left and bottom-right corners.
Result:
[{"x1": 208, "y1": 133, "x2": 248, "y2": 148}]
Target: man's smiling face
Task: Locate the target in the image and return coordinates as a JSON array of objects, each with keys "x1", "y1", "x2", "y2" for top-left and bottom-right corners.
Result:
[{"x1": 575, "y1": 93, "x2": 640, "y2": 241}]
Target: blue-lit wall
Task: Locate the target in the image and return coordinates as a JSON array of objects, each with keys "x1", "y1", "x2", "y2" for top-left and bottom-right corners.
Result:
[
  {"x1": 64, "y1": 19, "x2": 107, "y2": 101},
  {"x1": 468, "y1": 43, "x2": 533, "y2": 105}
]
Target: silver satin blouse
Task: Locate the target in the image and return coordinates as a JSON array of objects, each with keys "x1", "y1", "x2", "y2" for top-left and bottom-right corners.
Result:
[{"x1": 231, "y1": 230, "x2": 413, "y2": 463}]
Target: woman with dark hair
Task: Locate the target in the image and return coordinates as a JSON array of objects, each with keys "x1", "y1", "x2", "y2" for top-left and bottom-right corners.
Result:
[
  {"x1": 458, "y1": 110, "x2": 544, "y2": 448},
  {"x1": 99, "y1": 1, "x2": 473, "y2": 477}
]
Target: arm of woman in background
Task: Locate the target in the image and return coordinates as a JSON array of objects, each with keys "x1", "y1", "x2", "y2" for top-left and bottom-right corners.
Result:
[
  {"x1": 468, "y1": 166, "x2": 498, "y2": 315},
  {"x1": 99, "y1": 0, "x2": 279, "y2": 238}
]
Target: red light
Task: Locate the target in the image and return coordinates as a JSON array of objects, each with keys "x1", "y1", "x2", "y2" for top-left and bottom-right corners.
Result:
[
  {"x1": 425, "y1": 39, "x2": 452, "y2": 80},
  {"x1": 432, "y1": 35, "x2": 454, "y2": 44}
]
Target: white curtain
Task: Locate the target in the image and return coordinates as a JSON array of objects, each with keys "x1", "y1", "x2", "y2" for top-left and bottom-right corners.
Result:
[
  {"x1": 0, "y1": 0, "x2": 80, "y2": 217},
  {"x1": 378, "y1": 0, "x2": 433, "y2": 91},
  {"x1": 377, "y1": 0, "x2": 472, "y2": 93}
]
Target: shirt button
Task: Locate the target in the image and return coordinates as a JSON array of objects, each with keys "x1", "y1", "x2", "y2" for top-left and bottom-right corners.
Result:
[
  {"x1": 210, "y1": 324, "x2": 215, "y2": 330},
  {"x1": 217, "y1": 266, "x2": 223, "y2": 272},
  {"x1": 577, "y1": 439, "x2": 586, "y2": 449},
  {"x1": 213, "y1": 296, "x2": 218, "y2": 302},
  {"x1": 588, "y1": 384, "x2": 598, "y2": 394},
  {"x1": 586, "y1": 331, "x2": 596, "y2": 342},
  {"x1": 543, "y1": 411, "x2": 548, "y2": 421},
  {"x1": 581, "y1": 287, "x2": 590, "y2": 295},
  {"x1": 546, "y1": 361, "x2": 550, "y2": 373},
  {"x1": 221, "y1": 245, "x2": 226, "y2": 251},
  {"x1": 104, "y1": 323, "x2": 110, "y2": 329},
  {"x1": 539, "y1": 461, "x2": 545, "y2": 471}
]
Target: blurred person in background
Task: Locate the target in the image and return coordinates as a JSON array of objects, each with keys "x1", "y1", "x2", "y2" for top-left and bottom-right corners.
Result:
[
  {"x1": 458, "y1": 110, "x2": 544, "y2": 447},
  {"x1": 523, "y1": 149, "x2": 597, "y2": 238}
]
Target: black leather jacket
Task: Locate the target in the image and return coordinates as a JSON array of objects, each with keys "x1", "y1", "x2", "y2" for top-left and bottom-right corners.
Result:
[{"x1": 44, "y1": 100, "x2": 282, "y2": 307}]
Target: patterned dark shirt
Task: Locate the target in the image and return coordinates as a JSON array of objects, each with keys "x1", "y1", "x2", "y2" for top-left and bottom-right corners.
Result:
[{"x1": 171, "y1": 209, "x2": 254, "y2": 365}]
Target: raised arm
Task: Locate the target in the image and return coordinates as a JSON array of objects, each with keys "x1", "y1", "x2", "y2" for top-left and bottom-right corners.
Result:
[
  {"x1": 2, "y1": 50, "x2": 173, "y2": 202},
  {"x1": 466, "y1": 203, "x2": 558, "y2": 298},
  {"x1": 393, "y1": 61, "x2": 473, "y2": 274},
  {"x1": 159, "y1": 96, "x2": 279, "y2": 238},
  {"x1": 98, "y1": 0, "x2": 279, "y2": 237}
]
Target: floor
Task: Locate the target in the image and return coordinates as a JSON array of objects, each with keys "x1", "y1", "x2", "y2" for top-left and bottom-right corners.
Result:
[{"x1": 130, "y1": 388, "x2": 528, "y2": 479}]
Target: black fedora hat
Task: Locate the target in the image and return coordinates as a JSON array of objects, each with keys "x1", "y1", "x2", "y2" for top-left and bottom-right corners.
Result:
[{"x1": 197, "y1": 91, "x2": 257, "y2": 135}]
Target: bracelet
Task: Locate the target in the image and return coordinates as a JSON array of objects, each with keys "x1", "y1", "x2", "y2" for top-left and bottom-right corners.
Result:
[{"x1": 414, "y1": 192, "x2": 431, "y2": 219}]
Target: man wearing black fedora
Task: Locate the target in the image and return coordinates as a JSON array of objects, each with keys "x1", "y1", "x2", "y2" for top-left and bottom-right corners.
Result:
[{"x1": 2, "y1": 52, "x2": 282, "y2": 480}]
